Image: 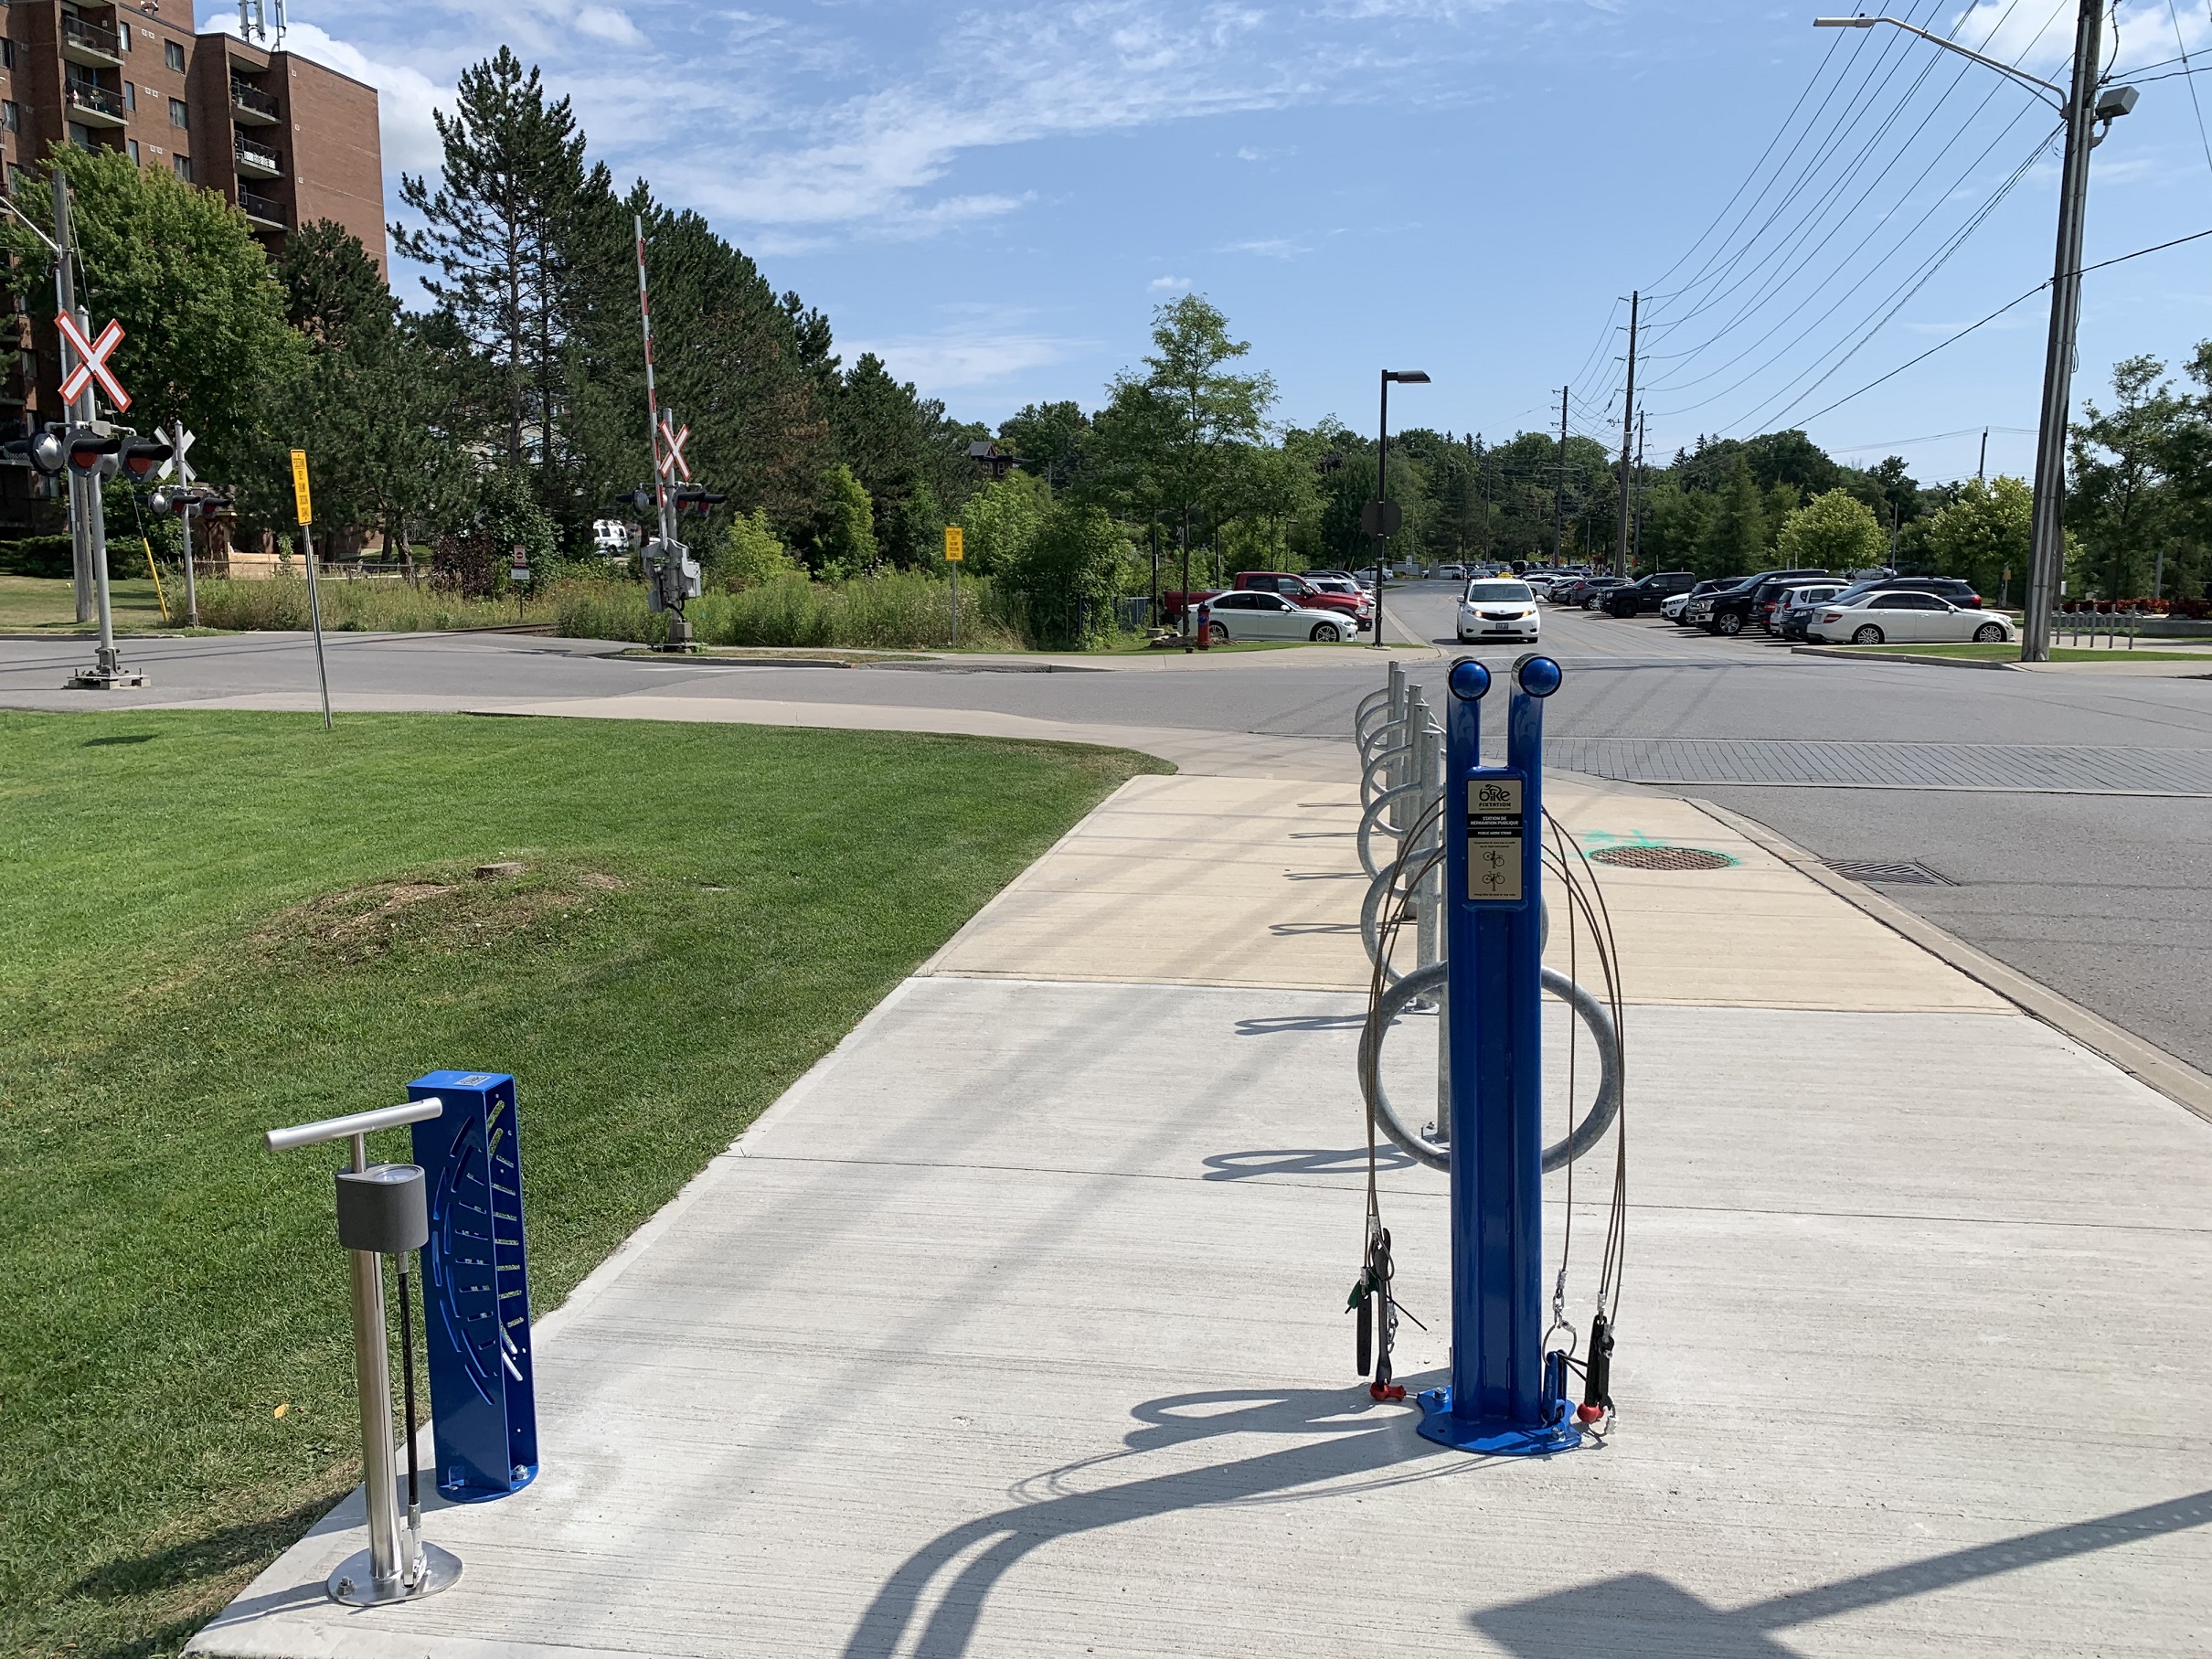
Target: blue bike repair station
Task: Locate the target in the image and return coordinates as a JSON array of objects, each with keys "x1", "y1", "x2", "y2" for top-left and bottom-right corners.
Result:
[{"x1": 1356, "y1": 650, "x2": 1623, "y2": 1457}]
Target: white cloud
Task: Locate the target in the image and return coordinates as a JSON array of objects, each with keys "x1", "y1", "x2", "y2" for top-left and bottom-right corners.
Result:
[
  {"x1": 843, "y1": 326, "x2": 1089, "y2": 389},
  {"x1": 1222, "y1": 237, "x2": 1306, "y2": 259},
  {"x1": 1148, "y1": 274, "x2": 1192, "y2": 291},
  {"x1": 269, "y1": 0, "x2": 1532, "y2": 255}
]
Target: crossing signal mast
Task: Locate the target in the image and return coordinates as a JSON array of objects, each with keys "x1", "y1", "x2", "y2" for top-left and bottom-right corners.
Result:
[
  {"x1": 0, "y1": 169, "x2": 171, "y2": 686},
  {"x1": 633, "y1": 215, "x2": 703, "y2": 652}
]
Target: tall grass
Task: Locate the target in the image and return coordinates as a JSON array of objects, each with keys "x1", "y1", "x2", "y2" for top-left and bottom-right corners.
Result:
[
  {"x1": 192, "y1": 577, "x2": 552, "y2": 633},
  {"x1": 193, "y1": 569, "x2": 1062, "y2": 653},
  {"x1": 555, "y1": 571, "x2": 1025, "y2": 651}
]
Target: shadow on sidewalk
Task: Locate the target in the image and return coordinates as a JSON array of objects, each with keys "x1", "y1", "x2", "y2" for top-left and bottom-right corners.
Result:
[
  {"x1": 1470, "y1": 1488, "x2": 2212, "y2": 1657},
  {"x1": 841, "y1": 1379, "x2": 1458, "y2": 1658}
]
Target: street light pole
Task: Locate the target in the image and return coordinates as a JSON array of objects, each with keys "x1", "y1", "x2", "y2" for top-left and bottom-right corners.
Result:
[
  {"x1": 2023, "y1": 0, "x2": 2107, "y2": 663},
  {"x1": 1814, "y1": 9, "x2": 2134, "y2": 662},
  {"x1": 1371, "y1": 369, "x2": 1430, "y2": 649}
]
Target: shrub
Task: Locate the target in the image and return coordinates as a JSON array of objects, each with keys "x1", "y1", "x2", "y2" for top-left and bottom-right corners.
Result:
[
  {"x1": 0, "y1": 535, "x2": 76, "y2": 579},
  {"x1": 191, "y1": 576, "x2": 550, "y2": 632},
  {"x1": 553, "y1": 571, "x2": 1019, "y2": 651}
]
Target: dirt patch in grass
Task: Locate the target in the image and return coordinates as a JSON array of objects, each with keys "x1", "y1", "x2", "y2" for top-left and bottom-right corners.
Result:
[{"x1": 252, "y1": 864, "x2": 630, "y2": 969}]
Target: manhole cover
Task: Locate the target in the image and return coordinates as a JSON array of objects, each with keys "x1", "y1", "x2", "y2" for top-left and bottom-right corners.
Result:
[
  {"x1": 1826, "y1": 859, "x2": 1957, "y2": 887},
  {"x1": 1587, "y1": 845, "x2": 1738, "y2": 871}
]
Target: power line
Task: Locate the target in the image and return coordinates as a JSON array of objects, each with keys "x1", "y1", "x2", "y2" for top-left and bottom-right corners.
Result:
[{"x1": 1784, "y1": 225, "x2": 2212, "y2": 428}]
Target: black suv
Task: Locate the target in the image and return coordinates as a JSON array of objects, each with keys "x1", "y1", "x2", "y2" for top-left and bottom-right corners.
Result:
[
  {"x1": 1601, "y1": 570, "x2": 1698, "y2": 616},
  {"x1": 1698, "y1": 569, "x2": 1833, "y2": 635}
]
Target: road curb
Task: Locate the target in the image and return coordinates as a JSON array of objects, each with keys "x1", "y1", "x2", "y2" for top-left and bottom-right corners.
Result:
[
  {"x1": 1689, "y1": 797, "x2": 2212, "y2": 1125},
  {"x1": 1792, "y1": 645, "x2": 2017, "y2": 669}
]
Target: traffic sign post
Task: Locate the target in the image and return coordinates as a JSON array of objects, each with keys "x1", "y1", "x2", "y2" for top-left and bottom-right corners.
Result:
[
  {"x1": 943, "y1": 525, "x2": 964, "y2": 648},
  {"x1": 1361, "y1": 498, "x2": 1402, "y2": 652},
  {"x1": 292, "y1": 449, "x2": 333, "y2": 729},
  {"x1": 168, "y1": 423, "x2": 198, "y2": 625}
]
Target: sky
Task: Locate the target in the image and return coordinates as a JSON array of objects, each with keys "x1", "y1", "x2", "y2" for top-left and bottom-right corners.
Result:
[{"x1": 207, "y1": 0, "x2": 2212, "y2": 489}]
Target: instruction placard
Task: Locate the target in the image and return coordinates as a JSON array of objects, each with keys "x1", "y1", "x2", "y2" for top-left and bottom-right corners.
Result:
[{"x1": 1466, "y1": 774, "x2": 1525, "y2": 902}]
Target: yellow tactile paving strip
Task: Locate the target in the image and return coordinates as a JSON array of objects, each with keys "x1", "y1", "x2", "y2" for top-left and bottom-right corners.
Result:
[{"x1": 923, "y1": 772, "x2": 2011, "y2": 1013}]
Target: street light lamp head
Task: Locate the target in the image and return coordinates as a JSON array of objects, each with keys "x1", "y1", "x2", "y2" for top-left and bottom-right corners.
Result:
[
  {"x1": 1813, "y1": 16, "x2": 1876, "y2": 26},
  {"x1": 2094, "y1": 84, "x2": 2139, "y2": 121},
  {"x1": 1386, "y1": 370, "x2": 1432, "y2": 384}
]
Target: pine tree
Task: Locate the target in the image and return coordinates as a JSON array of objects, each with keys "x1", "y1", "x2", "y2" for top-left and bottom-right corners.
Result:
[{"x1": 394, "y1": 48, "x2": 587, "y2": 481}]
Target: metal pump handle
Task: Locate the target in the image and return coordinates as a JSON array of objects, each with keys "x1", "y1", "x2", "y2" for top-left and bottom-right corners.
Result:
[{"x1": 266, "y1": 1098, "x2": 443, "y2": 1154}]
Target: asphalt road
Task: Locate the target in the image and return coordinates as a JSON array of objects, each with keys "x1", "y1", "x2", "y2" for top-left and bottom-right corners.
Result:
[
  {"x1": 1387, "y1": 581, "x2": 2212, "y2": 1077},
  {"x1": 5, "y1": 588, "x2": 2210, "y2": 1074}
]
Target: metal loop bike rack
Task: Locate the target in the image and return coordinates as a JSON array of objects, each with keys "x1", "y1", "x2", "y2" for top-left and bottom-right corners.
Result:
[{"x1": 1358, "y1": 962, "x2": 1620, "y2": 1175}]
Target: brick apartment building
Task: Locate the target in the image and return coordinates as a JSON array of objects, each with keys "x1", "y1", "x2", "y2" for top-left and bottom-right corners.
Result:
[{"x1": 0, "y1": 0, "x2": 383, "y2": 529}]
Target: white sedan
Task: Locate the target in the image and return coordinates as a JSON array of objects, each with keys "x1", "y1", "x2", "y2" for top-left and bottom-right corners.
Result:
[
  {"x1": 1457, "y1": 579, "x2": 1542, "y2": 644},
  {"x1": 1200, "y1": 590, "x2": 1358, "y2": 643},
  {"x1": 1805, "y1": 591, "x2": 2016, "y2": 646}
]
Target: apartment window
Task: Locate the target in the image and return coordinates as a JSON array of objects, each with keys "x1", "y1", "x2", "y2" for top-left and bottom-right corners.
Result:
[
  {"x1": 126, "y1": 138, "x2": 138, "y2": 164},
  {"x1": 1, "y1": 40, "x2": 16, "y2": 69},
  {"x1": 2, "y1": 102, "x2": 17, "y2": 134},
  {"x1": 122, "y1": 80, "x2": 135, "y2": 112},
  {"x1": 170, "y1": 153, "x2": 189, "y2": 182},
  {"x1": 118, "y1": 20, "x2": 131, "y2": 50},
  {"x1": 164, "y1": 39, "x2": 184, "y2": 71},
  {"x1": 67, "y1": 122, "x2": 91, "y2": 149},
  {"x1": 168, "y1": 97, "x2": 186, "y2": 128}
]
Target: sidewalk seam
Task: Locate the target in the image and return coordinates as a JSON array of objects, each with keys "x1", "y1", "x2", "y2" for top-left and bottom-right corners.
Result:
[{"x1": 1687, "y1": 796, "x2": 2212, "y2": 1125}]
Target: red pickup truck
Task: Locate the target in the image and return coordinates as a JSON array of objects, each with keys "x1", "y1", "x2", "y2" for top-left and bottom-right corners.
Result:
[{"x1": 1161, "y1": 571, "x2": 1372, "y2": 629}]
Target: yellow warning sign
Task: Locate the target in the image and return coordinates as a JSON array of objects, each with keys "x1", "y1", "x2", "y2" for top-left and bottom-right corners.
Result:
[
  {"x1": 944, "y1": 525, "x2": 964, "y2": 562},
  {"x1": 289, "y1": 450, "x2": 313, "y2": 526}
]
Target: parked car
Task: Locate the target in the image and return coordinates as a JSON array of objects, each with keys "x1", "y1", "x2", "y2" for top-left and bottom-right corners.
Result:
[
  {"x1": 1198, "y1": 590, "x2": 1360, "y2": 643},
  {"x1": 1434, "y1": 564, "x2": 1467, "y2": 582},
  {"x1": 1163, "y1": 570, "x2": 1372, "y2": 630},
  {"x1": 1806, "y1": 592, "x2": 2017, "y2": 646},
  {"x1": 1549, "y1": 574, "x2": 1622, "y2": 607},
  {"x1": 1772, "y1": 581, "x2": 1848, "y2": 641},
  {"x1": 1601, "y1": 570, "x2": 1699, "y2": 616},
  {"x1": 1695, "y1": 569, "x2": 1832, "y2": 635},
  {"x1": 1662, "y1": 579, "x2": 1738, "y2": 623},
  {"x1": 1457, "y1": 578, "x2": 1543, "y2": 643},
  {"x1": 1577, "y1": 578, "x2": 1628, "y2": 610},
  {"x1": 1825, "y1": 575, "x2": 1984, "y2": 611}
]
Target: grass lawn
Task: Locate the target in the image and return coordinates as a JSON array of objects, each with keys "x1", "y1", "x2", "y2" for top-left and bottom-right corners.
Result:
[
  {"x1": 1855, "y1": 641, "x2": 2212, "y2": 662},
  {"x1": 0, "y1": 574, "x2": 183, "y2": 634},
  {"x1": 0, "y1": 710, "x2": 1165, "y2": 1659}
]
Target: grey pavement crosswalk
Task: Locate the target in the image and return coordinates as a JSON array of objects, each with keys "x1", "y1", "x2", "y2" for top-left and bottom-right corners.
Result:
[{"x1": 1547, "y1": 738, "x2": 2212, "y2": 794}]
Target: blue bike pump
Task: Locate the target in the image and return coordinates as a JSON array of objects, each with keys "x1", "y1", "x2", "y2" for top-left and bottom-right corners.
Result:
[{"x1": 1417, "y1": 653, "x2": 1581, "y2": 1456}]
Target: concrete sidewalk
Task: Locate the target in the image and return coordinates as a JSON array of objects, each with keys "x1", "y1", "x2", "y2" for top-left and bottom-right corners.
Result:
[{"x1": 190, "y1": 762, "x2": 2212, "y2": 1657}]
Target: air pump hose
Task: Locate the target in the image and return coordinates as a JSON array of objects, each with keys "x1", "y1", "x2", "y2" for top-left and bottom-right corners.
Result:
[{"x1": 1358, "y1": 961, "x2": 1620, "y2": 1174}]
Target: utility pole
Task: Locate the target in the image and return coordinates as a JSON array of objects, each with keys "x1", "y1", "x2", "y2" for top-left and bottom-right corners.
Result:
[
  {"x1": 1631, "y1": 409, "x2": 1647, "y2": 569},
  {"x1": 2024, "y1": 0, "x2": 2111, "y2": 663},
  {"x1": 1553, "y1": 387, "x2": 1569, "y2": 565},
  {"x1": 1612, "y1": 292, "x2": 1638, "y2": 579},
  {"x1": 1978, "y1": 428, "x2": 1989, "y2": 483}
]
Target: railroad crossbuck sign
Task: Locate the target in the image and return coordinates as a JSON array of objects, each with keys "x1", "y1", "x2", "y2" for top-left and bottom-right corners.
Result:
[
  {"x1": 657, "y1": 414, "x2": 690, "y2": 481},
  {"x1": 57, "y1": 313, "x2": 129, "y2": 411}
]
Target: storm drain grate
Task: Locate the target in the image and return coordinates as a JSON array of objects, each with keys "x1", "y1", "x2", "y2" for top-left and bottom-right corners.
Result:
[
  {"x1": 1587, "y1": 845, "x2": 1739, "y2": 872},
  {"x1": 1826, "y1": 858, "x2": 1958, "y2": 887}
]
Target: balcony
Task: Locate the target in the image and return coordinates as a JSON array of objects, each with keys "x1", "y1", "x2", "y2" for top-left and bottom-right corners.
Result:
[
  {"x1": 229, "y1": 79, "x2": 281, "y2": 123},
  {"x1": 237, "y1": 186, "x2": 285, "y2": 228},
  {"x1": 63, "y1": 81, "x2": 126, "y2": 127},
  {"x1": 233, "y1": 133, "x2": 281, "y2": 177},
  {"x1": 60, "y1": 14, "x2": 123, "y2": 67}
]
